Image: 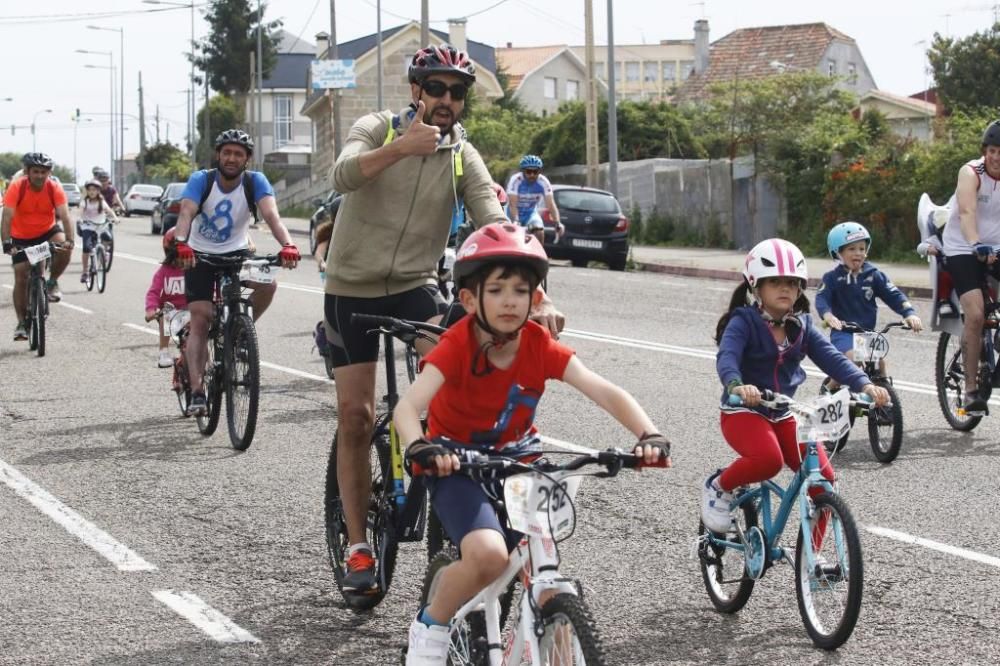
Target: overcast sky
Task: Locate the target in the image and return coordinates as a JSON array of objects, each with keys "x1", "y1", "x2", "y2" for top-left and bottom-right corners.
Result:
[{"x1": 1, "y1": 0, "x2": 995, "y2": 183}]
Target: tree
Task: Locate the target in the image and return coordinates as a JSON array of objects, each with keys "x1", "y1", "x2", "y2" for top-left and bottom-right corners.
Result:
[
  {"x1": 195, "y1": 94, "x2": 246, "y2": 165},
  {"x1": 193, "y1": 0, "x2": 282, "y2": 94},
  {"x1": 0, "y1": 152, "x2": 73, "y2": 182},
  {"x1": 138, "y1": 141, "x2": 192, "y2": 183},
  {"x1": 927, "y1": 23, "x2": 1000, "y2": 112},
  {"x1": 462, "y1": 106, "x2": 548, "y2": 182}
]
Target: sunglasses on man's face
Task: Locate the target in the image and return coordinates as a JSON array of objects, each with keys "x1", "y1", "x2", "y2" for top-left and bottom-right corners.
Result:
[
  {"x1": 523, "y1": 169, "x2": 540, "y2": 176},
  {"x1": 421, "y1": 79, "x2": 469, "y2": 101}
]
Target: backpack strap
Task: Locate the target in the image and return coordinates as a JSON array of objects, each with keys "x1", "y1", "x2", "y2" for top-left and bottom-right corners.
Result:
[
  {"x1": 196, "y1": 168, "x2": 216, "y2": 219},
  {"x1": 15, "y1": 178, "x2": 57, "y2": 210},
  {"x1": 243, "y1": 171, "x2": 258, "y2": 223}
]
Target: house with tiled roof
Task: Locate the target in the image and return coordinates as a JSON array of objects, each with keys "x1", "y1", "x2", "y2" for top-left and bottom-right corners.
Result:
[
  {"x1": 675, "y1": 22, "x2": 876, "y2": 103},
  {"x1": 496, "y1": 46, "x2": 607, "y2": 115},
  {"x1": 857, "y1": 89, "x2": 937, "y2": 141},
  {"x1": 300, "y1": 20, "x2": 503, "y2": 182}
]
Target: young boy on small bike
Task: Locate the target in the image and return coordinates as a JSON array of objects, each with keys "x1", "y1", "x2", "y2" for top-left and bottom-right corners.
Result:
[
  {"x1": 702, "y1": 239, "x2": 889, "y2": 535},
  {"x1": 77, "y1": 179, "x2": 117, "y2": 282},
  {"x1": 393, "y1": 223, "x2": 671, "y2": 665},
  {"x1": 144, "y1": 229, "x2": 187, "y2": 369},
  {"x1": 817, "y1": 222, "x2": 923, "y2": 363}
]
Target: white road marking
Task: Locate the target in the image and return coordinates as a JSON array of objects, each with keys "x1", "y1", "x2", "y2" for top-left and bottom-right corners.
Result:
[
  {"x1": 121, "y1": 323, "x2": 333, "y2": 384},
  {"x1": 113, "y1": 252, "x2": 324, "y2": 294},
  {"x1": 56, "y1": 300, "x2": 93, "y2": 315},
  {"x1": 0, "y1": 459, "x2": 157, "y2": 572},
  {"x1": 113, "y1": 251, "x2": 159, "y2": 266},
  {"x1": 863, "y1": 525, "x2": 1000, "y2": 569},
  {"x1": 152, "y1": 590, "x2": 260, "y2": 643},
  {"x1": 2, "y1": 284, "x2": 11, "y2": 290}
]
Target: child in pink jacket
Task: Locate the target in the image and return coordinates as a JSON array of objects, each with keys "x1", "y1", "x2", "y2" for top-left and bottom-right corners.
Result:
[{"x1": 144, "y1": 230, "x2": 188, "y2": 368}]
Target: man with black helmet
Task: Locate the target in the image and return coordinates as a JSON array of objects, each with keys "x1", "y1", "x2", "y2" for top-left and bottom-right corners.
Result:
[
  {"x1": 171, "y1": 128, "x2": 301, "y2": 416},
  {"x1": 323, "y1": 43, "x2": 564, "y2": 596},
  {"x1": 942, "y1": 119, "x2": 1000, "y2": 412},
  {"x1": 2, "y1": 152, "x2": 74, "y2": 340}
]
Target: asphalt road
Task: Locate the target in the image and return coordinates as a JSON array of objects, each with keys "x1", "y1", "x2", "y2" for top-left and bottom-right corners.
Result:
[{"x1": 1, "y1": 218, "x2": 999, "y2": 665}]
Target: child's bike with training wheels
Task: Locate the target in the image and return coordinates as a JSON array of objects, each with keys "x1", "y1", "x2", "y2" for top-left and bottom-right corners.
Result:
[
  {"x1": 822, "y1": 321, "x2": 908, "y2": 463},
  {"x1": 153, "y1": 303, "x2": 193, "y2": 416},
  {"x1": 411, "y1": 447, "x2": 669, "y2": 665},
  {"x1": 697, "y1": 388, "x2": 870, "y2": 650},
  {"x1": 324, "y1": 314, "x2": 446, "y2": 612}
]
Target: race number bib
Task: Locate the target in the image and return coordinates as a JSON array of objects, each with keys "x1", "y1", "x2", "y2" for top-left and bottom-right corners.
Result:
[
  {"x1": 504, "y1": 473, "x2": 582, "y2": 540},
  {"x1": 239, "y1": 263, "x2": 276, "y2": 284},
  {"x1": 853, "y1": 332, "x2": 889, "y2": 361},
  {"x1": 795, "y1": 388, "x2": 851, "y2": 443},
  {"x1": 23, "y1": 242, "x2": 51, "y2": 265}
]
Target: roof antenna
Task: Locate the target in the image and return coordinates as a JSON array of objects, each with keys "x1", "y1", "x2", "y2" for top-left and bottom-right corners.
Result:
[{"x1": 690, "y1": 0, "x2": 707, "y2": 19}]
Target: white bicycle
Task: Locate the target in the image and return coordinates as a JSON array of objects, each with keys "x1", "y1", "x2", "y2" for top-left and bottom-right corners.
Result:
[{"x1": 412, "y1": 448, "x2": 668, "y2": 665}]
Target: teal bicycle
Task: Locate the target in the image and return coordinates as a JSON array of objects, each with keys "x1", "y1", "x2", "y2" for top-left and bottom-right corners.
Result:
[{"x1": 697, "y1": 388, "x2": 869, "y2": 650}]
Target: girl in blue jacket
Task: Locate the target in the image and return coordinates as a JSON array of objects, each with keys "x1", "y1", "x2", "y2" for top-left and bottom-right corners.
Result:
[{"x1": 701, "y1": 238, "x2": 890, "y2": 534}]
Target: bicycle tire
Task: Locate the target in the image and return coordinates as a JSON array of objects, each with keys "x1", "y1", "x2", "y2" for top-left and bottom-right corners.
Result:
[
  {"x1": 105, "y1": 237, "x2": 114, "y2": 271},
  {"x1": 324, "y1": 426, "x2": 395, "y2": 611},
  {"x1": 416, "y1": 551, "x2": 488, "y2": 666},
  {"x1": 698, "y1": 500, "x2": 758, "y2": 613},
  {"x1": 867, "y1": 380, "x2": 903, "y2": 463},
  {"x1": 935, "y1": 332, "x2": 983, "y2": 431},
  {"x1": 794, "y1": 492, "x2": 863, "y2": 651},
  {"x1": 426, "y1": 509, "x2": 448, "y2": 562},
  {"x1": 174, "y1": 359, "x2": 191, "y2": 417},
  {"x1": 405, "y1": 344, "x2": 419, "y2": 384},
  {"x1": 197, "y1": 341, "x2": 222, "y2": 436},
  {"x1": 224, "y1": 313, "x2": 260, "y2": 451},
  {"x1": 33, "y1": 276, "x2": 46, "y2": 357},
  {"x1": 84, "y1": 259, "x2": 95, "y2": 292},
  {"x1": 537, "y1": 593, "x2": 606, "y2": 666},
  {"x1": 96, "y1": 246, "x2": 108, "y2": 294}
]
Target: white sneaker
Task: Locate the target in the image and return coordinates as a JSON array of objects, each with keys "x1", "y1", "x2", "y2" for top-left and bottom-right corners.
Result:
[
  {"x1": 701, "y1": 471, "x2": 735, "y2": 534},
  {"x1": 405, "y1": 616, "x2": 450, "y2": 665},
  {"x1": 157, "y1": 350, "x2": 173, "y2": 368}
]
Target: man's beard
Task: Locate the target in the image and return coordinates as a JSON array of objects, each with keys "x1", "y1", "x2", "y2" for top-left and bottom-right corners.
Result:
[{"x1": 424, "y1": 104, "x2": 458, "y2": 134}]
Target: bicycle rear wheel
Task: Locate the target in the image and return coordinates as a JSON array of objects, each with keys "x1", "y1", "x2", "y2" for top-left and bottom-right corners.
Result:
[
  {"x1": 867, "y1": 380, "x2": 903, "y2": 463},
  {"x1": 795, "y1": 492, "x2": 863, "y2": 650},
  {"x1": 537, "y1": 593, "x2": 606, "y2": 665},
  {"x1": 698, "y1": 499, "x2": 758, "y2": 613},
  {"x1": 324, "y1": 426, "x2": 395, "y2": 611},
  {"x1": 224, "y1": 313, "x2": 260, "y2": 451},
  {"x1": 197, "y1": 341, "x2": 222, "y2": 436},
  {"x1": 935, "y1": 331, "x2": 983, "y2": 431},
  {"x1": 96, "y1": 246, "x2": 108, "y2": 293},
  {"x1": 31, "y1": 276, "x2": 46, "y2": 357},
  {"x1": 174, "y1": 358, "x2": 191, "y2": 417},
  {"x1": 85, "y1": 258, "x2": 95, "y2": 292},
  {"x1": 416, "y1": 552, "x2": 488, "y2": 665}
]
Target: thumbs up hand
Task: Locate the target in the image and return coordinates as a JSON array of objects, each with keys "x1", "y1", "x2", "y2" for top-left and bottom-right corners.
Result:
[{"x1": 396, "y1": 100, "x2": 441, "y2": 156}]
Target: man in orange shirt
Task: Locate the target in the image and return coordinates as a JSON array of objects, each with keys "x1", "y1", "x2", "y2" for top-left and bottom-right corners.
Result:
[{"x1": 1, "y1": 152, "x2": 74, "y2": 340}]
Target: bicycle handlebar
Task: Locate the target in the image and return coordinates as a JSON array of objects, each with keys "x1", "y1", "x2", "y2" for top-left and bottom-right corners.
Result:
[
  {"x1": 410, "y1": 447, "x2": 669, "y2": 478},
  {"x1": 727, "y1": 387, "x2": 874, "y2": 410},
  {"x1": 193, "y1": 252, "x2": 281, "y2": 268},
  {"x1": 838, "y1": 321, "x2": 911, "y2": 334}
]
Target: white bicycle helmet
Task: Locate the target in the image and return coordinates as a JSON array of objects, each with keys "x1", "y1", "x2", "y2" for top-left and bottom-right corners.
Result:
[{"x1": 742, "y1": 238, "x2": 808, "y2": 290}]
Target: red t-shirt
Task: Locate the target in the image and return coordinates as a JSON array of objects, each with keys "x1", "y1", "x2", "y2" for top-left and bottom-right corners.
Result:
[
  {"x1": 3, "y1": 177, "x2": 66, "y2": 238},
  {"x1": 424, "y1": 315, "x2": 574, "y2": 448}
]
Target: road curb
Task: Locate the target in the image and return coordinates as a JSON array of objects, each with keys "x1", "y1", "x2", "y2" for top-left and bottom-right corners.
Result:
[{"x1": 632, "y1": 261, "x2": 933, "y2": 300}]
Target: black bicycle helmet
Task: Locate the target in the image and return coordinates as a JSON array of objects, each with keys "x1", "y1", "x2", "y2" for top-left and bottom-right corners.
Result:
[
  {"x1": 408, "y1": 43, "x2": 476, "y2": 85},
  {"x1": 22, "y1": 152, "x2": 53, "y2": 169},
  {"x1": 214, "y1": 128, "x2": 254, "y2": 154},
  {"x1": 983, "y1": 120, "x2": 1000, "y2": 147}
]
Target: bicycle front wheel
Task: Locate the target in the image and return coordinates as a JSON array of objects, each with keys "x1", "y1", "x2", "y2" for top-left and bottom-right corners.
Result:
[
  {"x1": 324, "y1": 427, "x2": 395, "y2": 611},
  {"x1": 935, "y1": 331, "x2": 983, "y2": 431},
  {"x1": 698, "y1": 500, "x2": 758, "y2": 613},
  {"x1": 795, "y1": 492, "x2": 863, "y2": 651},
  {"x1": 84, "y1": 259, "x2": 95, "y2": 292},
  {"x1": 31, "y1": 276, "x2": 46, "y2": 357},
  {"x1": 96, "y1": 246, "x2": 108, "y2": 293},
  {"x1": 224, "y1": 313, "x2": 260, "y2": 451},
  {"x1": 867, "y1": 380, "x2": 903, "y2": 463},
  {"x1": 537, "y1": 593, "x2": 606, "y2": 665},
  {"x1": 197, "y1": 342, "x2": 222, "y2": 436}
]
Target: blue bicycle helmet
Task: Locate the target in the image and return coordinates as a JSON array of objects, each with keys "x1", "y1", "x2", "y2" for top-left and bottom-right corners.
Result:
[
  {"x1": 827, "y1": 221, "x2": 871, "y2": 259},
  {"x1": 519, "y1": 154, "x2": 543, "y2": 170}
]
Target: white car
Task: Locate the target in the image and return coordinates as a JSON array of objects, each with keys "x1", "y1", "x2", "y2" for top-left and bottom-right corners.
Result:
[
  {"x1": 61, "y1": 182, "x2": 81, "y2": 207},
  {"x1": 124, "y1": 184, "x2": 164, "y2": 216}
]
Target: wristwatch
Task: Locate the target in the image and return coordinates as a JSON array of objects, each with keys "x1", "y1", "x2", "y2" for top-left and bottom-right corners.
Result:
[{"x1": 175, "y1": 235, "x2": 188, "y2": 243}]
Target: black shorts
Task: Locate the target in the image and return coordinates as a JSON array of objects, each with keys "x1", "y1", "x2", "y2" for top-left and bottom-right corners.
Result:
[
  {"x1": 945, "y1": 253, "x2": 1000, "y2": 297},
  {"x1": 184, "y1": 250, "x2": 247, "y2": 303},
  {"x1": 323, "y1": 284, "x2": 447, "y2": 368},
  {"x1": 10, "y1": 225, "x2": 62, "y2": 265}
]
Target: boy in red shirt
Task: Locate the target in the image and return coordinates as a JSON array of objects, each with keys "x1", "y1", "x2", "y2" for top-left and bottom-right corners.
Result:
[{"x1": 393, "y1": 223, "x2": 671, "y2": 665}]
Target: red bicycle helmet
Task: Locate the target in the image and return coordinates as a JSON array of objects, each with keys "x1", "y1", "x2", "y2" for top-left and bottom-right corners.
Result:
[
  {"x1": 454, "y1": 222, "x2": 548, "y2": 288},
  {"x1": 408, "y1": 43, "x2": 476, "y2": 84},
  {"x1": 492, "y1": 182, "x2": 508, "y2": 206}
]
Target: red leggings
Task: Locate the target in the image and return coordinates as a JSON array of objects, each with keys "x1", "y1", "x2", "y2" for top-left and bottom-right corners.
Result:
[{"x1": 719, "y1": 411, "x2": 835, "y2": 548}]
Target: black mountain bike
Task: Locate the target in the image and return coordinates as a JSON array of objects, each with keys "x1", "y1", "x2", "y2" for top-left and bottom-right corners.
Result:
[
  {"x1": 16, "y1": 241, "x2": 59, "y2": 358},
  {"x1": 188, "y1": 252, "x2": 280, "y2": 450},
  {"x1": 324, "y1": 314, "x2": 445, "y2": 611}
]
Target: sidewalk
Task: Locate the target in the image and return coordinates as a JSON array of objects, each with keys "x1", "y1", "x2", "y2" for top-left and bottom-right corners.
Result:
[{"x1": 630, "y1": 246, "x2": 934, "y2": 299}]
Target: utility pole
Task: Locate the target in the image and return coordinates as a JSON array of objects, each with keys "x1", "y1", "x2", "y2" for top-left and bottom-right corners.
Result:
[
  {"x1": 155, "y1": 105, "x2": 160, "y2": 144},
  {"x1": 606, "y1": 0, "x2": 618, "y2": 197},
  {"x1": 377, "y1": 0, "x2": 384, "y2": 110},
  {"x1": 583, "y1": 0, "x2": 599, "y2": 187},
  {"x1": 138, "y1": 71, "x2": 147, "y2": 180},
  {"x1": 256, "y1": 0, "x2": 264, "y2": 168},
  {"x1": 329, "y1": 0, "x2": 343, "y2": 158},
  {"x1": 204, "y1": 76, "x2": 211, "y2": 169},
  {"x1": 249, "y1": 51, "x2": 256, "y2": 152},
  {"x1": 421, "y1": 0, "x2": 429, "y2": 45}
]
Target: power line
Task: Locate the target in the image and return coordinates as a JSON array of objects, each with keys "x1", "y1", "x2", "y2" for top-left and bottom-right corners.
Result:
[
  {"x1": 0, "y1": 5, "x2": 206, "y2": 25},
  {"x1": 356, "y1": 0, "x2": 514, "y2": 25},
  {"x1": 285, "y1": 0, "x2": 323, "y2": 54}
]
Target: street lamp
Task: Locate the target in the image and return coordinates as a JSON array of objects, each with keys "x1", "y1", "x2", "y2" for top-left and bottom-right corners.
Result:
[
  {"x1": 81, "y1": 53, "x2": 116, "y2": 182},
  {"x1": 31, "y1": 109, "x2": 53, "y2": 152},
  {"x1": 143, "y1": 0, "x2": 195, "y2": 161},
  {"x1": 87, "y1": 25, "x2": 124, "y2": 188}
]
